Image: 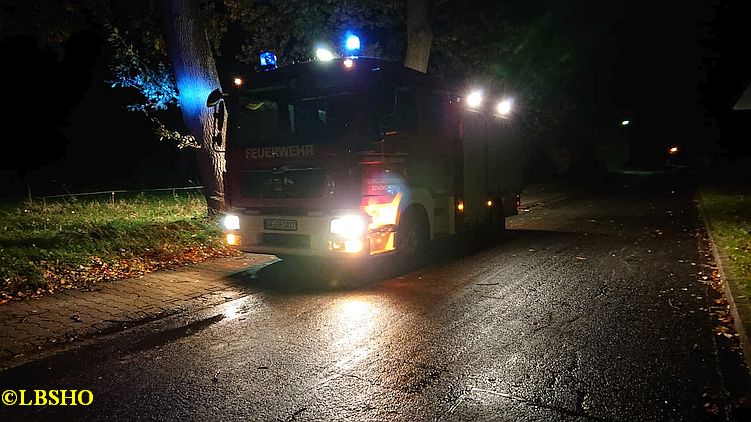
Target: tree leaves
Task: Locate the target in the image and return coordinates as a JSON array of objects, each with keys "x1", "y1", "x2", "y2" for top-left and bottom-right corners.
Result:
[{"x1": 103, "y1": 22, "x2": 178, "y2": 113}]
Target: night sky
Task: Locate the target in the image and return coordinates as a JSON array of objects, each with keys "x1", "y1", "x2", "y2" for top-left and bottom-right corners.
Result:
[{"x1": 0, "y1": 0, "x2": 748, "y2": 198}]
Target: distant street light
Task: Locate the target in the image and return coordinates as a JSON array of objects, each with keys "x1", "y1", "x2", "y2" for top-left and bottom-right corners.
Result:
[{"x1": 621, "y1": 120, "x2": 630, "y2": 126}]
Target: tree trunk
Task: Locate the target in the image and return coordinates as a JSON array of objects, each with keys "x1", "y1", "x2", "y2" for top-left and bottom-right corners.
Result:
[
  {"x1": 159, "y1": 0, "x2": 225, "y2": 212},
  {"x1": 404, "y1": 0, "x2": 433, "y2": 73}
]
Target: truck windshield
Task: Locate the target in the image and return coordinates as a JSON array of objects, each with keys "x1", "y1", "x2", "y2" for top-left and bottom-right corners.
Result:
[{"x1": 234, "y1": 92, "x2": 363, "y2": 146}]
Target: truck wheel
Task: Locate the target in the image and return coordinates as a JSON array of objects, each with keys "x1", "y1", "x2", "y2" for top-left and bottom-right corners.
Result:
[{"x1": 395, "y1": 207, "x2": 430, "y2": 272}]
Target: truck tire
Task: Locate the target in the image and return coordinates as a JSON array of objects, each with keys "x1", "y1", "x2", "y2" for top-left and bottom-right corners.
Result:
[{"x1": 395, "y1": 206, "x2": 430, "y2": 272}]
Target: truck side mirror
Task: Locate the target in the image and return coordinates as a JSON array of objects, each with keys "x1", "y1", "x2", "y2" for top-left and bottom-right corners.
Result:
[
  {"x1": 212, "y1": 101, "x2": 225, "y2": 148},
  {"x1": 206, "y1": 89, "x2": 226, "y2": 151},
  {"x1": 206, "y1": 88, "x2": 223, "y2": 107}
]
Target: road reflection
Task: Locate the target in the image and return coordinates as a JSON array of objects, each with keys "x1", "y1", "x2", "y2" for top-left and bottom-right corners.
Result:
[{"x1": 332, "y1": 297, "x2": 378, "y2": 371}]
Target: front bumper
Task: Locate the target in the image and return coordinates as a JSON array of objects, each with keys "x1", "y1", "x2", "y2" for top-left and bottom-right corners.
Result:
[{"x1": 226, "y1": 211, "x2": 379, "y2": 258}]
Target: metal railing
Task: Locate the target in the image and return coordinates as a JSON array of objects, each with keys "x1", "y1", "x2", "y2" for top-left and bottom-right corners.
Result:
[{"x1": 27, "y1": 186, "x2": 205, "y2": 205}]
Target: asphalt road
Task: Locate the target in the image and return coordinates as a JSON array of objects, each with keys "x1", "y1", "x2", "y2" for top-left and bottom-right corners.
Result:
[{"x1": 2, "y1": 174, "x2": 750, "y2": 421}]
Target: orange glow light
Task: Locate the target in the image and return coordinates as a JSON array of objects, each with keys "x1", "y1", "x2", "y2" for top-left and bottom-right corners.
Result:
[
  {"x1": 363, "y1": 192, "x2": 402, "y2": 230},
  {"x1": 225, "y1": 233, "x2": 240, "y2": 245},
  {"x1": 331, "y1": 239, "x2": 364, "y2": 253},
  {"x1": 361, "y1": 192, "x2": 401, "y2": 254}
]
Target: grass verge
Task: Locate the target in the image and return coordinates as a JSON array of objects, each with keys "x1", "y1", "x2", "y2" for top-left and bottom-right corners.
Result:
[
  {"x1": 700, "y1": 186, "x2": 751, "y2": 298},
  {"x1": 0, "y1": 192, "x2": 235, "y2": 302}
]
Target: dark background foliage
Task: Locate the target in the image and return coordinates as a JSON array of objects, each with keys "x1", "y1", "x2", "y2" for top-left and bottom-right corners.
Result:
[{"x1": 0, "y1": 0, "x2": 748, "y2": 197}]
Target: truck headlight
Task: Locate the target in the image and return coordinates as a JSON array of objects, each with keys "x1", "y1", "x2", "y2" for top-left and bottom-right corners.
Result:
[
  {"x1": 223, "y1": 214, "x2": 240, "y2": 230},
  {"x1": 330, "y1": 215, "x2": 365, "y2": 238}
]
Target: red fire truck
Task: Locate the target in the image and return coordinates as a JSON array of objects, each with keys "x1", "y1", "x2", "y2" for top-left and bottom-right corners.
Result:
[{"x1": 210, "y1": 57, "x2": 522, "y2": 266}]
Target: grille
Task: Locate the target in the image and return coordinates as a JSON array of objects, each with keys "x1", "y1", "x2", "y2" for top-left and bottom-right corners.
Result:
[
  {"x1": 261, "y1": 233, "x2": 311, "y2": 248},
  {"x1": 240, "y1": 169, "x2": 329, "y2": 199}
]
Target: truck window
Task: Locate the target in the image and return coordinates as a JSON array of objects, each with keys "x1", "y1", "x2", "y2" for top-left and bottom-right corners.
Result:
[
  {"x1": 235, "y1": 92, "x2": 360, "y2": 146},
  {"x1": 239, "y1": 100, "x2": 279, "y2": 142}
]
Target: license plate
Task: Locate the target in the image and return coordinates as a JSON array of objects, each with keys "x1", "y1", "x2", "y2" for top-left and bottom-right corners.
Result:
[{"x1": 264, "y1": 219, "x2": 297, "y2": 231}]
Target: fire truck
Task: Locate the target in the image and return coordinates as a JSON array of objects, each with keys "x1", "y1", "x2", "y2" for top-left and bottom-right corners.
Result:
[{"x1": 209, "y1": 55, "x2": 522, "y2": 266}]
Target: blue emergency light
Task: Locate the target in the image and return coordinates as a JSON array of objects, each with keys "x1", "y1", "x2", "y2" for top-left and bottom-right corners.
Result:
[
  {"x1": 260, "y1": 51, "x2": 277, "y2": 70},
  {"x1": 344, "y1": 33, "x2": 361, "y2": 54}
]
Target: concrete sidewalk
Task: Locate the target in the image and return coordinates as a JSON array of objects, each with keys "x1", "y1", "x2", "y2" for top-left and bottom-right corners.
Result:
[{"x1": 0, "y1": 253, "x2": 274, "y2": 369}]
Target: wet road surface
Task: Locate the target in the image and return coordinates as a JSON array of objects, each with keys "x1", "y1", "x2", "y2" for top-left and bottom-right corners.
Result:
[{"x1": 2, "y1": 175, "x2": 750, "y2": 420}]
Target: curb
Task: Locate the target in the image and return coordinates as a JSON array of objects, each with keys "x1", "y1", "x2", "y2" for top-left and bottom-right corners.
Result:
[{"x1": 697, "y1": 193, "x2": 751, "y2": 374}]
